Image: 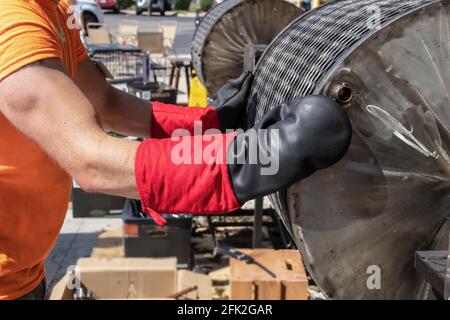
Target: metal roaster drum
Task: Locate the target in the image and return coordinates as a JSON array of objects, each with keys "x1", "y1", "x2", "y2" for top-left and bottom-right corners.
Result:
[
  {"x1": 247, "y1": 0, "x2": 450, "y2": 299},
  {"x1": 191, "y1": 0, "x2": 302, "y2": 98}
]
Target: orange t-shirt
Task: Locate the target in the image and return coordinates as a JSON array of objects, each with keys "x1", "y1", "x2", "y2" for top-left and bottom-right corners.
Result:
[{"x1": 0, "y1": 0, "x2": 88, "y2": 299}]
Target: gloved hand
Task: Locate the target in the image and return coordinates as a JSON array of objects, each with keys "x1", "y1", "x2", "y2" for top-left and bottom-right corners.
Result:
[
  {"x1": 228, "y1": 95, "x2": 352, "y2": 202},
  {"x1": 136, "y1": 95, "x2": 351, "y2": 226},
  {"x1": 150, "y1": 72, "x2": 253, "y2": 139},
  {"x1": 214, "y1": 71, "x2": 253, "y2": 131}
]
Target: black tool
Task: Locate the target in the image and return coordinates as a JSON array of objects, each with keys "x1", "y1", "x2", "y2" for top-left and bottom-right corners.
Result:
[{"x1": 217, "y1": 246, "x2": 277, "y2": 279}]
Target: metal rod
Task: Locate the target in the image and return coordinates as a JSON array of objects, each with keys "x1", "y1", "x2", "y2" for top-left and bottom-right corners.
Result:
[{"x1": 252, "y1": 197, "x2": 264, "y2": 248}]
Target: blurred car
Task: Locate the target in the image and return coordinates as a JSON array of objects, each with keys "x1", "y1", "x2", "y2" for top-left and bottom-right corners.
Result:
[
  {"x1": 136, "y1": 0, "x2": 173, "y2": 16},
  {"x1": 96, "y1": 0, "x2": 121, "y2": 13},
  {"x1": 77, "y1": 0, "x2": 104, "y2": 31}
]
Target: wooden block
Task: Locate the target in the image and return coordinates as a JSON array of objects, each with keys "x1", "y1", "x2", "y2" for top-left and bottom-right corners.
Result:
[
  {"x1": 231, "y1": 280, "x2": 253, "y2": 300},
  {"x1": 177, "y1": 270, "x2": 212, "y2": 300},
  {"x1": 282, "y1": 280, "x2": 308, "y2": 300},
  {"x1": 229, "y1": 249, "x2": 308, "y2": 300},
  {"x1": 256, "y1": 280, "x2": 281, "y2": 300}
]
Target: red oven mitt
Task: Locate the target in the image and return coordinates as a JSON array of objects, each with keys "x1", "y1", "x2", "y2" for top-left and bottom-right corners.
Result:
[
  {"x1": 150, "y1": 72, "x2": 253, "y2": 138},
  {"x1": 150, "y1": 102, "x2": 220, "y2": 138},
  {"x1": 135, "y1": 132, "x2": 241, "y2": 226}
]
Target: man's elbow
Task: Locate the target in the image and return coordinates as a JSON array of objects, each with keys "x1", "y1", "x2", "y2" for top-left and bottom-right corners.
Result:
[
  {"x1": 76, "y1": 177, "x2": 99, "y2": 194},
  {"x1": 73, "y1": 162, "x2": 108, "y2": 194}
]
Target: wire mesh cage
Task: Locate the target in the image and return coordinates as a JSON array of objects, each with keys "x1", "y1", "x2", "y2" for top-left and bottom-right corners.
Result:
[{"x1": 89, "y1": 48, "x2": 147, "y2": 84}]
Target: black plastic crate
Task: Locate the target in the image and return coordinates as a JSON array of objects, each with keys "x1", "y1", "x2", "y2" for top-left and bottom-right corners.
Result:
[
  {"x1": 122, "y1": 199, "x2": 192, "y2": 268},
  {"x1": 127, "y1": 81, "x2": 177, "y2": 104},
  {"x1": 72, "y1": 187, "x2": 126, "y2": 218}
]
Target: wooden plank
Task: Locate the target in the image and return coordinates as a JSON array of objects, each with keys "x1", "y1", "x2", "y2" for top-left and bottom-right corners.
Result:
[
  {"x1": 231, "y1": 280, "x2": 253, "y2": 300},
  {"x1": 229, "y1": 249, "x2": 308, "y2": 300},
  {"x1": 256, "y1": 280, "x2": 281, "y2": 300},
  {"x1": 282, "y1": 280, "x2": 308, "y2": 300},
  {"x1": 178, "y1": 270, "x2": 212, "y2": 300}
]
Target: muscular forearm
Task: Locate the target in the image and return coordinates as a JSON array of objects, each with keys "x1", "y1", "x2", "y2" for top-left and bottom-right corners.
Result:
[
  {"x1": 40, "y1": 81, "x2": 142, "y2": 198},
  {"x1": 74, "y1": 132, "x2": 140, "y2": 198},
  {"x1": 100, "y1": 85, "x2": 152, "y2": 138}
]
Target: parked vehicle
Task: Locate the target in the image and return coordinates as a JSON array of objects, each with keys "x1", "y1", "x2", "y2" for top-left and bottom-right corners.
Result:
[
  {"x1": 136, "y1": 0, "x2": 173, "y2": 16},
  {"x1": 96, "y1": 0, "x2": 121, "y2": 13},
  {"x1": 77, "y1": 0, "x2": 105, "y2": 31}
]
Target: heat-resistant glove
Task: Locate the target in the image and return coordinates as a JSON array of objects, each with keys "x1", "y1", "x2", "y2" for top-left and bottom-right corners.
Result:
[
  {"x1": 136, "y1": 95, "x2": 352, "y2": 226},
  {"x1": 150, "y1": 72, "x2": 253, "y2": 139},
  {"x1": 214, "y1": 71, "x2": 253, "y2": 131},
  {"x1": 228, "y1": 95, "x2": 352, "y2": 202}
]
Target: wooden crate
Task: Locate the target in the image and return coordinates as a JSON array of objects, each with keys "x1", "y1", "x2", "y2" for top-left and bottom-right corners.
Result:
[{"x1": 230, "y1": 249, "x2": 308, "y2": 300}]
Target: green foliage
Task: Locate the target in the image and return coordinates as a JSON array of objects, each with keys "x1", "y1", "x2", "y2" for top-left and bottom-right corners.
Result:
[
  {"x1": 119, "y1": 0, "x2": 134, "y2": 10},
  {"x1": 174, "y1": 0, "x2": 192, "y2": 10},
  {"x1": 199, "y1": 0, "x2": 213, "y2": 11}
]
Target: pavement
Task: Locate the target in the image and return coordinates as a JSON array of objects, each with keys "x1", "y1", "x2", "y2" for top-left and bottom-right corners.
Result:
[
  {"x1": 45, "y1": 210, "x2": 123, "y2": 291},
  {"x1": 102, "y1": 10, "x2": 197, "y2": 55}
]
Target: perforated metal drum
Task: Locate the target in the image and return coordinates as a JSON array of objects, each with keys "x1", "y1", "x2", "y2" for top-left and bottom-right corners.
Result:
[
  {"x1": 191, "y1": 0, "x2": 301, "y2": 98},
  {"x1": 248, "y1": 0, "x2": 450, "y2": 299}
]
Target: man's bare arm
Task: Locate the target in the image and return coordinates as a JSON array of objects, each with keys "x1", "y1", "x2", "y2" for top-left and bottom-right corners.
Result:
[
  {"x1": 75, "y1": 58, "x2": 152, "y2": 138},
  {"x1": 0, "y1": 58, "x2": 140, "y2": 198}
]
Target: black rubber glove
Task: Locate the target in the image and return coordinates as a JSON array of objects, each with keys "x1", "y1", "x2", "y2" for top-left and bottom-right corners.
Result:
[
  {"x1": 215, "y1": 71, "x2": 254, "y2": 132},
  {"x1": 227, "y1": 95, "x2": 352, "y2": 203}
]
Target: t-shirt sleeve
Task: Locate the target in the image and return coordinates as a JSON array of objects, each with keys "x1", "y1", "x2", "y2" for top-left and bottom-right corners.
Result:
[
  {"x1": 0, "y1": 3, "x2": 63, "y2": 81},
  {"x1": 74, "y1": 30, "x2": 88, "y2": 64},
  {"x1": 62, "y1": 1, "x2": 88, "y2": 64}
]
